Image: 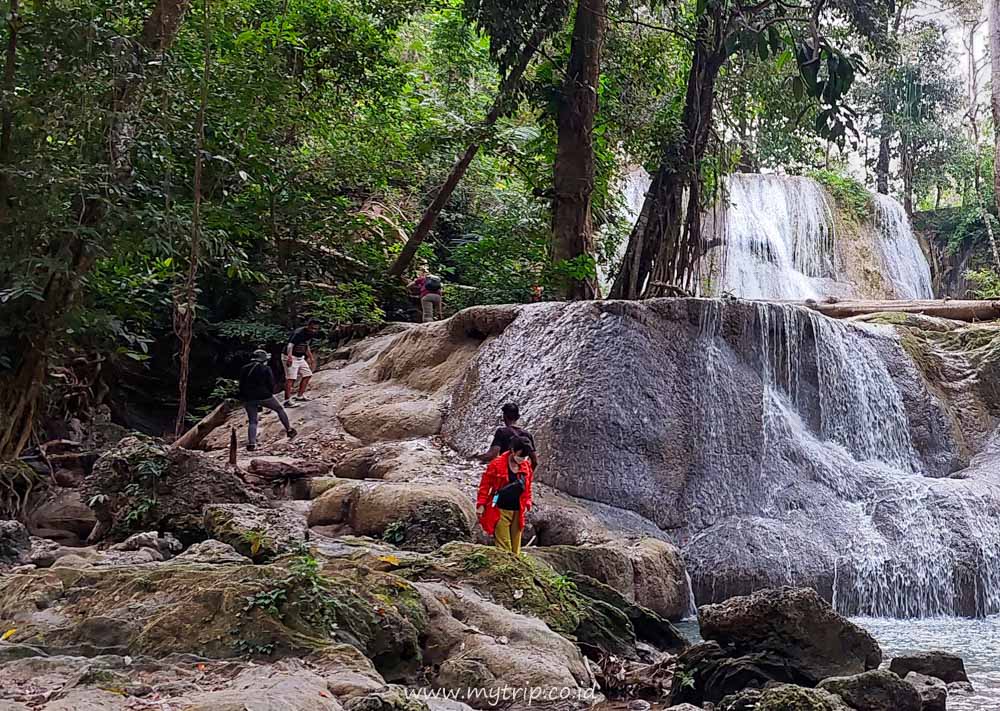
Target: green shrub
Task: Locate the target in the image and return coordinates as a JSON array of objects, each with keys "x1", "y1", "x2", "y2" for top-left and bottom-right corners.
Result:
[{"x1": 810, "y1": 169, "x2": 873, "y2": 223}]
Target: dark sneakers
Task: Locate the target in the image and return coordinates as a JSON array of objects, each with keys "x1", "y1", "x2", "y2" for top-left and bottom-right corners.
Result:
[
  {"x1": 247, "y1": 444, "x2": 257, "y2": 451},
  {"x1": 286, "y1": 428, "x2": 298, "y2": 439}
]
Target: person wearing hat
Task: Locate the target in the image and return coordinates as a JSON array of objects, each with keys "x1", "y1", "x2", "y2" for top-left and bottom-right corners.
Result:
[{"x1": 239, "y1": 349, "x2": 297, "y2": 451}]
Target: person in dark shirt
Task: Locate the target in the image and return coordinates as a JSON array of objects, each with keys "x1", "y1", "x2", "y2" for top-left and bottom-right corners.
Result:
[
  {"x1": 475, "y1": 436, "x2": 534, "y2": 555},
  {"x1": 239, "y1": 349, "x2": 296, "y2": 451},
  {"x1": 479, "y1": 402, "x2": 537, "y2": 468},
  {"x1": 284, "y1": 319, "x2": 320, "y2": 407}
]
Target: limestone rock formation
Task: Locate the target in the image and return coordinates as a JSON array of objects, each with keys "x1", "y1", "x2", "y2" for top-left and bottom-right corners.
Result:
[
  {"x1": 309, "y1": 480, "x2": 474, "y2": 552},
  {"x1": 699, "y1": 588, "x2": 881, "y2": 684},
  {"x1": 818, "y1": 670, "x2": 922, "y2": 711},
  {"x1": 204, "y1": 502, "x2": 309, "y2": 560},
  {"x1": 530, "y1": 538, "x2": 689, "y2": 620},
  {"x1": 174, "y1": 538, "x2": 251, "y2": 564}
]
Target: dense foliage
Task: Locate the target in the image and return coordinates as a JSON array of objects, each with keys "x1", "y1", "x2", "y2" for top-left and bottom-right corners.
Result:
[{"x1": 0, "y1": 0, "x2": 998, "y2": 447}]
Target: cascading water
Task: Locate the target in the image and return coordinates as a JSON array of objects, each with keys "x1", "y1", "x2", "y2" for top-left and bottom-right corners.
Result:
[
  {"x1": 702, "y1": 174, "x2": 838, "y2": 299},
  {"x1": 871, "y1": 193, "x2": 934, "y2": 299},
  {"x1": 686, "y1": 300, "x2": 1000, "y2": 618}
]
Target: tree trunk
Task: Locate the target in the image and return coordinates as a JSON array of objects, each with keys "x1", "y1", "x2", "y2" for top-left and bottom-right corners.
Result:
[
  {"x1": 550, "y1": 0, "x2": 605, "y2": 300},
  {"x1": 784, "y1": 298, "x2": 1000, "y2": 322},
  {"x1": 111, "y1": 0, "x2": 192, "y2": 177},
  {"x1": 173, "y1": 0, "x2": 211, "y2": 437},
  {"x1": 611, "y1": 13, "x2": 725, "y2": 299},
  {"x1": 388, "y1": 25, "x2": 548, "y2": 278},
  {"x1": 875, "y1": 121, "x2": 890, "y2": 195},
  {"x1": 0, "y1": 0, "x2": 19, "y2": 225},
  {"x1": 900, "y1": 133, "x2": 914, "y2": 215},
  {"x1": 172, "y1": 399, "x2": 237, "y2": 450},
  {"x1": 990, "y1": 0, "x2": 1000, "y2": 271}
]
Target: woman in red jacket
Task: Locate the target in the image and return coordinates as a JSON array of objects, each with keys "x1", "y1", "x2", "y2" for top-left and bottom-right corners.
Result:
[{"x1": 476, "y1": 436, "x2": 534, "y2": 555}]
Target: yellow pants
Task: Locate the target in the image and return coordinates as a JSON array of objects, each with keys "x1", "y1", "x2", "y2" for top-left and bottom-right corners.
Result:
[{"x1": 494, "y1": 509, "x2": 522, "y2": 555}]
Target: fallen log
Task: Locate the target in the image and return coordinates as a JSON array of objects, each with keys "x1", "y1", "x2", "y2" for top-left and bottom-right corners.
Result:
[
  {"x1": 172, "y1": 399, "x2": 238, "y2": 450},
  {"x1": 774, "y1": 299, "x2": 1000, "y2": 323},
  {"x1": 248, "y1": 459, "x2": 331, "y2": 481}
]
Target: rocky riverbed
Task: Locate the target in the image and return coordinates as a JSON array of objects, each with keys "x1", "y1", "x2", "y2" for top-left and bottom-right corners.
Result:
[{"x1": 3, "y1": 298, "x2": 999, "y2": 709}]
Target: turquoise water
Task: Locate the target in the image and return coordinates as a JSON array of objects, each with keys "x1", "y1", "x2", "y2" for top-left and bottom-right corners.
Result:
[{"x1": 675, "y1": 617, "x2": 1000, "y2": 710}]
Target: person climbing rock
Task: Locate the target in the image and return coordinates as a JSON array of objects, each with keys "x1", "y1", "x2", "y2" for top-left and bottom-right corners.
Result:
[
  {"x1": 476, "y1": 436, "x2": 534, "y2": 555},
  {"x1": 479, "y1": 402, "x2": 537, "y2": 468},
  {"x1": 239, "y1": 349, "x2": 296, "y2": 451},
  {"x1": 284, "y1": 318, "x2": 320, "y2": 407},
  {"x1": 408, "y1": 272, "x2": 443, "y2": 323}
]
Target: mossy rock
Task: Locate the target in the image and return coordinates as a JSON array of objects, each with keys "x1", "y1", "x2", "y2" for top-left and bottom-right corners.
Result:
[
  {"x1": 82, "y1": 435, "x2": 266, "y2": 542},
  {"x1": 381, "y1": 500, "x2": 472, "y2": 553},
  {"x1": 755, "y1": 685, "x2": 850, "y2": 710},
  {"x1": 0, "y1": 555, "x2": 424, "y2": 677},
  {"x1": 395, "y1": 542, "x2": 648, "y2": 659}
]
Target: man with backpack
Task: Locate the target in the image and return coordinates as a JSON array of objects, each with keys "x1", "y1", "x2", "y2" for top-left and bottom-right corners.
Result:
[
  {"x1": 239, "y1": 349, "x2": 297, "y2": 451},
  {"x1": 479, "y1": 402, "x2": 538, "y2": 469}
]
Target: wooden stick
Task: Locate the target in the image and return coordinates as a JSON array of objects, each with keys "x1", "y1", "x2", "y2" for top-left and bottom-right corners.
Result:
[{"x1": 171, "y1": 399, "x2": 237, "y2": 450}]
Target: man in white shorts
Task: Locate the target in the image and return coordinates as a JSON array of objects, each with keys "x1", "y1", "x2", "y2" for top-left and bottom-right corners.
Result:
[{"x1": 284, "y1": 319, "x2": 319, "y2": 407}]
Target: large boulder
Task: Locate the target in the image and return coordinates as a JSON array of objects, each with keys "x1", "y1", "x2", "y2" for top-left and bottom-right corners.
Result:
[
  {"x1": 204, "y1": 503, "x2": 309, "y2": 561},
  {"x1": 23, "y1": 488, "x2": 96, "y2": 545},
  {"x1": 699, "y1": 587, "x2": 882, "y2": 684},
  {"x1": 0, "y1": 520, "x2": 29, "y2": 567},
  {"x1": 889, "y1": 650, "x2": 969, "y2": 684},
  {"x1": 415, "y1": 581, "x2": 595, "y2": 709},
  {"x1": 530, "y1": 537, "x2": 689, "y2": 620},
  {"x1": 180, "y1": 665, "x2": 342, "y2": 711},
  {"x1": 81, "y1": 436, "x2": 266, "y2": 542},
  {"x1": 395, "y1": 542, "x2": 679, "y2": 660},
  {"x1": 818, "y1": 670, "x2": 922, "y2": 711},
  {"x1": 309, "y1": 481, "x2": 475, "y2": 552},
  {"x1": 719, "y1": 685, "x2": 851, "y2": 711}
]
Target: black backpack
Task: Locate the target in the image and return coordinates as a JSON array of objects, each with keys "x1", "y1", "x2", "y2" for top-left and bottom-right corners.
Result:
[{"x1": 425, "y1": 275, "x2": 442, "y2": 292}]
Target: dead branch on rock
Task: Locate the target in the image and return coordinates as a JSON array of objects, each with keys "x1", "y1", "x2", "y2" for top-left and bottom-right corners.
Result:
[{"x1": 172, "y1": 399, "x2": 238, "y2": 450}]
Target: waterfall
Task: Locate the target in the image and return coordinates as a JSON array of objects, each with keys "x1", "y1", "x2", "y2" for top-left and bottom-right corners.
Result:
[
  {"x1": 871, "y1": 193, "x2": 934, "y2": 299},
  {"x1": 702, "y1": 174, "x2": 838, "y2": 300},
  {"x1": 613, "y1": 170, "x2": 936, "y2": 300},
  {"x1": 688, "y1": 300, "x2": 1000, "y2": 617}
]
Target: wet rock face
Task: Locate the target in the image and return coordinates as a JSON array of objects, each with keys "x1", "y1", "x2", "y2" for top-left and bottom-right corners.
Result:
[
  {"x1": 698, "y1": 587, "x2": 882, "y2": 685},
  {"x1": 440, "y1": 299, "x2": 1000, "y2": 616}
]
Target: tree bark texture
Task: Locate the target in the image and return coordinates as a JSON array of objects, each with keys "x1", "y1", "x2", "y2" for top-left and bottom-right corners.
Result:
[
  {"x1": 783, "y1": 298, "x2": 1000, "y2": 322},
  {"x1": 551, "y1": 0, "x2": 605, "y2": 300},
  {"x1": 611, "y1": 11, "x2": 725, "y2": 299}
]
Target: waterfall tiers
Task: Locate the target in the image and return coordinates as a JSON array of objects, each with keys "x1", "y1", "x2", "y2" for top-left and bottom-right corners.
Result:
[
  {"x1": 618, "y1": 170, "x2": 934, "y2": 301},
  {"x1": 439, "y1": 299, "x2": 1000, "y2": 618}
]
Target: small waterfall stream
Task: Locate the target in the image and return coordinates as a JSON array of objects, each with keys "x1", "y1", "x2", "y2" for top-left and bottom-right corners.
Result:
[
  {"x1": 871, "y1": 193, "x2": 934, "y2": 299},
  {"x1": 614, "y1": 169, "x2": 935, "y2": 300}
]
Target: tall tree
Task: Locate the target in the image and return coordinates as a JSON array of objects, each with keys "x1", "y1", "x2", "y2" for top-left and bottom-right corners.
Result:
[
  {"x1": 988, "y1": 0, "x2": 1000, "y2": 270},
  {"x1": 612, "y1": 0, "x2": 885, "y2": 299},
  {"x1": 550, "y1": 0, "x2": 605, "y2": 299},
  {"x1": 0, "y1": 0, "x2": 191, "y2": 460},
  {"x1": 388, "y1": 0, "x2": 570, "y2": 278},
  {"x1": 173, "y1": 0, "x2": 211, "y2": 437}
]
